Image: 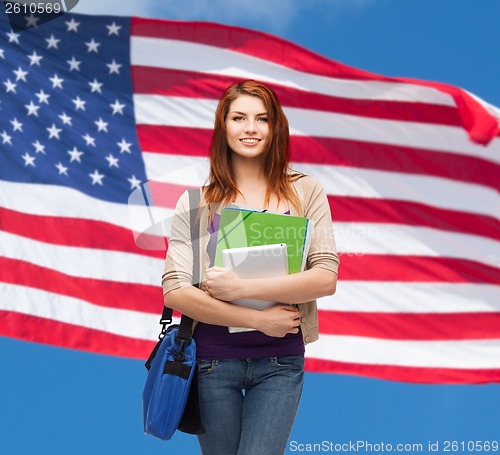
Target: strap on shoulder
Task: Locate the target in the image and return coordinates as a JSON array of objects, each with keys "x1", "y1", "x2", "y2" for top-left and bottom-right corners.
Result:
[{"x1": 158, "y1": 188, "x2": 201, "y2": 339}]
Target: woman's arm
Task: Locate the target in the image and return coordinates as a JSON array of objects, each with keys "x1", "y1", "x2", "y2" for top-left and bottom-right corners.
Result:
[
  {"x1": 205, "y1": 266, "x2": 337, "y2": 304},
  {"x1": 164, "y1": 286, "x2": 302, "y2": 338}
]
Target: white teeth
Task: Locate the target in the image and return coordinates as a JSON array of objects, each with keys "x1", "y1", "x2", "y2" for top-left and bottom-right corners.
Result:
[{"x1": 241, "y1": 139, "x2": 259, "y2": 144}]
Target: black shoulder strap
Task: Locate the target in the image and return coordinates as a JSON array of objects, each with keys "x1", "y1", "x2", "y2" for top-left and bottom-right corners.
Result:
[{"x1": 157, "y1": 187, "x2": 201, "y2": 338}]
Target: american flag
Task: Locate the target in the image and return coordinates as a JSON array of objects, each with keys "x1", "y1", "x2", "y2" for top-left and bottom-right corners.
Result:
[{"x1": 1, "y1": 12, "x2": 499, "y2": 384}]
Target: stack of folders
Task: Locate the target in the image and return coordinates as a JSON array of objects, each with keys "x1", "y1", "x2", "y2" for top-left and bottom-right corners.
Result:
[{"x1": 214, "y1": 208, "x2": 315, "y2": 333}]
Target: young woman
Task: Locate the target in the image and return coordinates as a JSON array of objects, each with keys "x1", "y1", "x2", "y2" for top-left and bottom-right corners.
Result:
[{"x1": 162, "y1": 80, "x2": 339, "y2": 455}]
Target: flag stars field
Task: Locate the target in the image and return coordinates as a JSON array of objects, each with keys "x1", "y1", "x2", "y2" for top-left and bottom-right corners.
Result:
[{"x1": 0, "y1": 14, "x2": 143, "y2": 203}]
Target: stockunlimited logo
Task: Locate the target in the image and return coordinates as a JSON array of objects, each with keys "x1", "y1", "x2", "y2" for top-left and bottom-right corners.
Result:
[{"x1": 3, "y1": 1, "x2": 80, "y2": 32}]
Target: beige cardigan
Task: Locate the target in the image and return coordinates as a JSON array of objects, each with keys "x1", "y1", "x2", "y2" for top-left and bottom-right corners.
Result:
[{"x1": 162, "y1": 175, "x2": 340, "y2": 345}]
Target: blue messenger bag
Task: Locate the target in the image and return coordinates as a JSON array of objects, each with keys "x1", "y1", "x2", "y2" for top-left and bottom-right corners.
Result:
[{"x1": 142, "y1": 189, "x2": 205, "y2": 440}]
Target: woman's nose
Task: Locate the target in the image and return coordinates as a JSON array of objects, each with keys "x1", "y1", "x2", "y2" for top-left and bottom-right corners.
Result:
[{"x1": 244, "y1": 120, "x2": 257, "y2": 134}]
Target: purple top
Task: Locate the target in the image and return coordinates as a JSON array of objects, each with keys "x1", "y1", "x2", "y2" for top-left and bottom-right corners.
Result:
[{"x1": 193, "y1": 212, "x2": 305, "y2": 360}]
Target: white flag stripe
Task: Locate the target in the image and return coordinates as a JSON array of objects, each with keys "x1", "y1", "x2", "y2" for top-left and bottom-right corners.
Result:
[
  {"x1": 143, "y1": 153, "x2": 210, "y2": 183},
  {"x1": 0, "y1": 180, "x2": 130, "y2": 225},
  {"x1": 131, "y1": 37, "x2": 456, "y2": 106},
  {"x1": 317, "y1": 283, "x2": 500, "y2": 313},
  {"x1": 1, "y1": 231, "x2": 165, "y2": 286},
  {"x1": 3, "y1": 224, "x2": 498, "y2": 289},
  {"x1": 134, "y1": 95, "x2": 500, "y2": 164},
  {"x1": 0, "y1": 180, "x2": 174, "y2": 231},
  {"x1": 306, "y1": 335, "x2": 500, "y2": 369},
  {"x1": 1, "y1": 283, "x2": 158, "y2": 340},
  {"x1": 143, "y1": 153, "x2": 500, "y2": 218},
  {"x1": 334, "y1": 223, "x2": 500, "y2": 268},
  {"x1": 295, "y1": 163, "x2": 500, "y2": 217}
]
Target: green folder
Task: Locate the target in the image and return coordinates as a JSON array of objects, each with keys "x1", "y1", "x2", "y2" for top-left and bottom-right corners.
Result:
[{"x1": 214, "y1": 208, "x2": 314, "y2": 274}]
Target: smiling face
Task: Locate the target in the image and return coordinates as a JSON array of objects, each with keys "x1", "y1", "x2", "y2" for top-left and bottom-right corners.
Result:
[{"x1": 225, "y1": 94, "x2": 270, "y2": 161}]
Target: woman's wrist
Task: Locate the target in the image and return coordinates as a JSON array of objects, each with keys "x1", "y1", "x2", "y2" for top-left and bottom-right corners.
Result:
[
  {"x1": 247, "y1": 307, "x2": 264, "y2": 331},
  {"x1": 237, "y1": 278, "x2": 252, "y2": 300}
]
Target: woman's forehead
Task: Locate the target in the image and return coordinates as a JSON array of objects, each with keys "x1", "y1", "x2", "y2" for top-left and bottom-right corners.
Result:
[{"x1": 228, "y1": 94, "x2": 267, "y2": 113}]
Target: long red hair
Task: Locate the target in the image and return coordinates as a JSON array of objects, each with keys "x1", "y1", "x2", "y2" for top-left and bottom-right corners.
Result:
[{"x1": 203, "y1": 80, "x2": 302, "y2": 211}]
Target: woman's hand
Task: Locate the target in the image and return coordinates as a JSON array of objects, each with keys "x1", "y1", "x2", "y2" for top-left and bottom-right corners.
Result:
[
  {"x1": 206, "y1": 267, "x2": 302, "y2": 337},
  {"x1": 205, "y1": 266, "x2": 243, "y2": 302},
  {"x1": 256, "y1": 304, "x2": 302, "y2": 338}
]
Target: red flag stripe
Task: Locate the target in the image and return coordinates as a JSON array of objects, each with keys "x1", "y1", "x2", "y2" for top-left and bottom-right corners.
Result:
[
  {"x1": 318, "y1": 311, "x2": 500, "y2": 340},
  {"x1": 338, "y1": 255, "x2": 500, "y2": 284},
  {"x1": 131, "y1": 66, "x2": 462, "y2": 125},
  {"x1": 304, "y1": 358, "x2": 500, "y2": 385},
  {"x1": 0, "y1": 207, "x2": 164, "y2": 258},
  {"x1": 137, "y1": 125, "x2": 500, "y2": 190},
  {"x1": 328, "y1": 196, "x2": 500, "y2": 241},
  {"x1": 0, "y1": 258, "x2": 161, "y2": 313},
  {"x1": 0, "y1": 311, "x2": 154, "y2": 359}
]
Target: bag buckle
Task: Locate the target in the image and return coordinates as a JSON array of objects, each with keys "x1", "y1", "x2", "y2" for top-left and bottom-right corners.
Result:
[
  {"x1": 158, "y1": 317, "x2": 172, "y2": 340},
  {"x1": 174, "y1": 338, "x2": 186, "y2": 362}
]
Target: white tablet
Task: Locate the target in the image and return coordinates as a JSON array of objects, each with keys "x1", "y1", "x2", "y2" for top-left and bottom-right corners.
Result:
[{"x1": 221, "y1": 243, "x2": 289, "y2": 333}]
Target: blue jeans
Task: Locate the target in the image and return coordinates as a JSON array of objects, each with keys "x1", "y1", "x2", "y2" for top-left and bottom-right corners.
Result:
[{"x1": 196, "y1": 356, "x2": 304, "y2": 455}]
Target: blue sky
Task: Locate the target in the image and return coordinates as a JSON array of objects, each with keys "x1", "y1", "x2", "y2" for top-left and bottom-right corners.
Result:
[{"x1": 2, "y1": 1, "x2": 500, "y2": 454}]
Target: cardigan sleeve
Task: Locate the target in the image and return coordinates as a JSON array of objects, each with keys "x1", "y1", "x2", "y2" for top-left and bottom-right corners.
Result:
[
  {"x1": 300, "y1": 176, "x2": 340, "y2": 274},
  {"x1": 161, "y1": 190, "x2": 194, "y2": 295}
]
